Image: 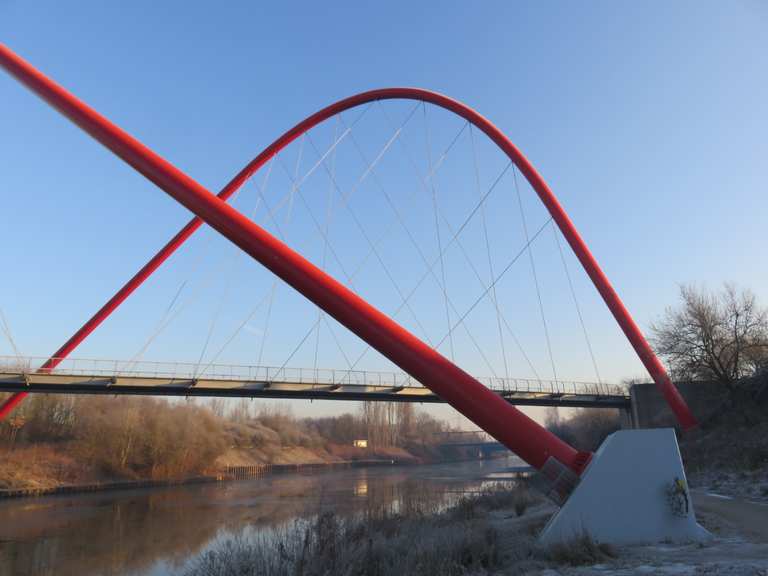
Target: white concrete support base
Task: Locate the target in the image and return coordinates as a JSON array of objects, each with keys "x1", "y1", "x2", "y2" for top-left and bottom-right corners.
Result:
[{"x1": 539, "y1": 428, "x2": 711, "y2": 545}]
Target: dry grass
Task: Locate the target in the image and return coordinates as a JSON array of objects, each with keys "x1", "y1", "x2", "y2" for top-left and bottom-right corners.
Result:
[
  {"x1": 450, "y1": 482, "x2": 539, "y2": 521},
  {"x1": 543, "y1": 531, "x2": 617, "y2": 566},
  {"x1": 0, "y1": 444, "x2": 97, "y2": 490}
]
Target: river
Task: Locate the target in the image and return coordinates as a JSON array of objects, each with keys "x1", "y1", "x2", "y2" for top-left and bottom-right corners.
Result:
[{"x1": 0, "y1": 457, "x2": 521, "y2": 576}]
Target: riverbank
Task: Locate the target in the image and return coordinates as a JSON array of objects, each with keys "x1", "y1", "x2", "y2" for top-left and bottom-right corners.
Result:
[
  {"x1": 0, "y1": 458, "x2": 402, "y2": 499},
  {"x1": 1, "y1": 393, "x2": 480, "y2": 496},
  {"x1": 0, "y1": 441, "x2": 489, "y2": 499}
]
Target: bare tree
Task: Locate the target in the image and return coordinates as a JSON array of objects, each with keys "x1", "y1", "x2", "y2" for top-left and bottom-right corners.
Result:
[
  {"x1": 545, "y1": 407, "x2": 619, "y2": 451},
  {"x1": 651, "y1": 284, "x2": 768, "y2": 396},
  {"x1": 209, "y1": 398, "x2": 226, "y2": 418}
]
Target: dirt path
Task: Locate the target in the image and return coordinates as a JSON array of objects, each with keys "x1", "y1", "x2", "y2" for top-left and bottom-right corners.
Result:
[{"x1": 693, "y1": 490, "x2": 768, "y2": 543}]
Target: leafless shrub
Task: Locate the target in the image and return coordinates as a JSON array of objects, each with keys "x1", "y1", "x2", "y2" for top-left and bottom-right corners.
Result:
[
  {"x1": 514, "y1": 492, "x2": 532, "y2": 517},
  {"x1": 2, "y1": 391, "x2": 464, "y2": 483},
  {"x1": 1, "y1": 395, "x2": 227, "y2": 479},
  {"x1": 449, "y1": 482, "x2": 539, "y2": 521},
  {"x1": 545, "y1": 408, "x2": 620, "y2": 451},
  {"x1": 543, "y1": 531, "x2": 616, "y2": 566},
  {"x1": 450, "y1": 495, "x2": 480, "y2": 520}
]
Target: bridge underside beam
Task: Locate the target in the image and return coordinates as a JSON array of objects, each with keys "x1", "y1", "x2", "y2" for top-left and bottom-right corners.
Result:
[{"x1": 0, "y1": 373, "x2": 630, "y2": 408}]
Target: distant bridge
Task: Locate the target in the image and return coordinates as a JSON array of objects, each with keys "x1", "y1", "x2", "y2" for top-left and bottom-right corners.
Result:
[
  {"x1": 446, "y1": 441, "x2": 509, "y2": 454},
  {"x1": 0, "y1": 357, "x2": 629, "y2": 409},
  {"x1": 434, "y1": 430, "x2": 511, "y2": 454}
]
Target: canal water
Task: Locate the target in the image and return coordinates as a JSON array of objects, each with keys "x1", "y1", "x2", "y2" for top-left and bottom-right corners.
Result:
[{"x1": 0, "y1": 457, "x2": 521, "y2": 576}]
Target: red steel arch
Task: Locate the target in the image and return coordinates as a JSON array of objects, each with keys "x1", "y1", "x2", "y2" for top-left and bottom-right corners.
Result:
[{"x1": 0, "y1": 45, "x2": 695, "y2": 473}]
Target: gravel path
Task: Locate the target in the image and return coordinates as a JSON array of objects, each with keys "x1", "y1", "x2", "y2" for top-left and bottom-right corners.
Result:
[{"x1": 693, "y1": 490, "x2": 768, "y2": 543}]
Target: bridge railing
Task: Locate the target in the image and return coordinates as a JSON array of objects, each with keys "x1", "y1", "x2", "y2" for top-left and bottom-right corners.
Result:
[
  {"x1": 474, "y1": 375, "x2": 627, "y2": 398},
  {"x1": 0, "y1": 356, "x2": 627, "y2": 397}
]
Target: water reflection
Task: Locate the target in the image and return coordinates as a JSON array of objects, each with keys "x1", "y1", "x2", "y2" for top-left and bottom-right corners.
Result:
[
  {"x1": 0, "y1": 457, "x2": 517, "y2": 576},
  {"x1": 354, "y1": 476, "x2": 368, "y2": 497}
]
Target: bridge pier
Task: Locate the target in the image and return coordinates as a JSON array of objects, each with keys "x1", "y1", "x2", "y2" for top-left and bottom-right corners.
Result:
[
  {"x1": 539, "y1": 428, "x2": 709, "y2": 545},
  {"x1": 629, "y1": 382, "x2": 725, "y2": 429},
  {"x1": 619, "y1": 405, "x2": 636, "y2": 429}
]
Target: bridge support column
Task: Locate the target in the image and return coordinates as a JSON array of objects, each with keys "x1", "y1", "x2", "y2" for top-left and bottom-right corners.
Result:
[
  {"x1": 619, "y1": 406, "x2": 635, "y2": 429},
  {"x1": 539, "y1": 428, "x2": 709, "y2": 545}
]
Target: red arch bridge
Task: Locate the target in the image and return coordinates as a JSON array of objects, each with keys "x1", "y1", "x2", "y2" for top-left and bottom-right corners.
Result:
[{"x1": 0, "y1": 44, "x2": 697, "y2": 508}]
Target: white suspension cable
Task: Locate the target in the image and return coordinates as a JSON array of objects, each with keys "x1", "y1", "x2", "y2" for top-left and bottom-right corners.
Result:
[
  {"x1": 305, "y1": 131, "x2": 436, "y2": 349},
  {"x1": 275, "y1": 154, "x2": 355, "y2": 288},
  {"x1": 436, "y1": 218, "x2": 553, "y2": 351},
  {"x1": 210, "y1": 117, "x2": 362, "y2": 371},
  {"x1": 193, "y1": 226, "x2": 250, "y2": 377},
  {"x1": 469, "y1": 124, "x2": 510, "y2": 380},
  {"x1": 0, "y1": 307, "x2": 23, "y2": 364},
  {"x1": 256, "y1": 280, "x2": 279, "y2": 367},
  {"x1": 335, "y1": 115, "x2": 503, "y2": 379},
  {"x1": 191, "y1": 117, "x2": 369, "y2": 374},
  {"x1": 313, "y1": 118, "x2": 340, "y2": 377},
  {"x1": 192, "y1": 158, "x2": 277, "y2": 376},
  {"x1": 257, "y1": 134, "x2": 307, "y2": 367},
  {"x1": 344, "y1": 161, "x2": 522, "y2": 379},
  {"x1": 552, "y1": 224, "x2": 602, "y2": 384},
  {"x1": 196, "y1": 156, "x2": 283, "y2": 372},
  {"x1": 374, "y1": 104, "x2": 541, "y2": 379},
  {"x1": 512, "y1": 166, "x2": 558, "y2": 382},
  {"x1": 123, "y1": 157, "x2": 283, "y2": 371},
  {"x1": 195, "y1": 288, "x2": 273, "y2": 377},
  {"x1": 121, "y1": 251, "x2": 239, "y2": 371},
  {"x1": 423, "y1": 103, "x2": 455, "y2": 360},
  {"x1": 273, "y1": 102, "x2": 421, "y2": 294},
  {"x1": 275, "y1": 112, "x2": 428, "y2": 382},
  {"x1": 274, "y1": 108, "x2": 474, "y2": 380}
]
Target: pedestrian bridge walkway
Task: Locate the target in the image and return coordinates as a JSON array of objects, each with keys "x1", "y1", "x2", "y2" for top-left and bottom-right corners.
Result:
[{"x1": 0, "y1": 356, "x2": 629, "y2": 408}]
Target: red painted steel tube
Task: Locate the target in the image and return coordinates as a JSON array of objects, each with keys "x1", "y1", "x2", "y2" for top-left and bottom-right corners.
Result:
[
  {"x1": 0, "y1": 392, "x2": 25, "y2": 420},
  {"x1": 0, "y1": 44, "x2": 597, "y2": 472}
]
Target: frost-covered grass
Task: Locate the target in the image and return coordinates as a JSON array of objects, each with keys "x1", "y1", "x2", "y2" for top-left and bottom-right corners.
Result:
[
  {"x1": 180, "y1": 483, "x2": 625, "y2": 576},
  {"x1": 544, "y1": 531, "x2": 617, "y2": 566},
  {"x1": 178, "y1": 477, "x2": 768, "y2": 576},
  {"x1": 183, "y1": 509, "x2": 501, "y2": 576}
]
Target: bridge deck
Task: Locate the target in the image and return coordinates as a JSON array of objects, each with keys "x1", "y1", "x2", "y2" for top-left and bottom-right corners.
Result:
[{"x1": 0, "y1": 371, "x2": 630, "y2": 408}]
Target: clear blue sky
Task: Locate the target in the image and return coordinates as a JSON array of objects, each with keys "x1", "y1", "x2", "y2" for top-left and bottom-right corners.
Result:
[{"x1": 1, "y1": 1, "x2": 766, "y2": 422}]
